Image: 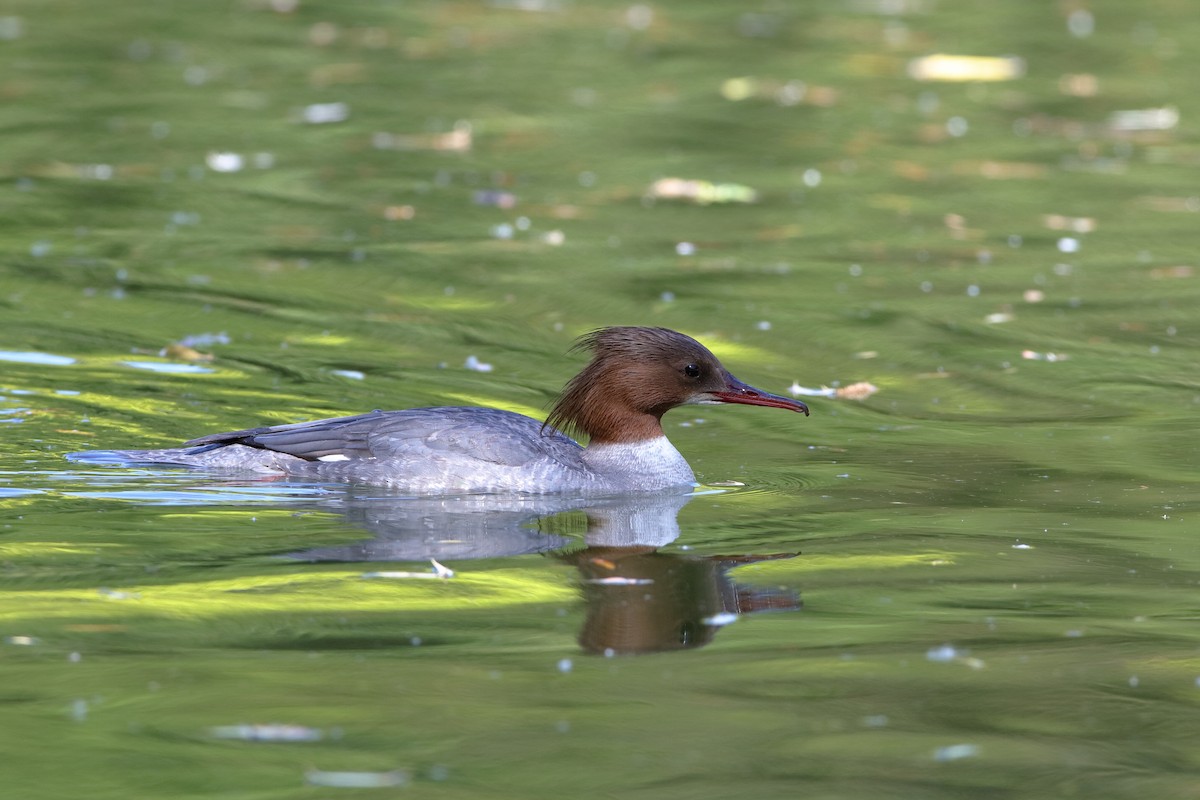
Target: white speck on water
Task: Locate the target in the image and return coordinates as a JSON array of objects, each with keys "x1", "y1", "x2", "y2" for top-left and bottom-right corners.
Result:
[
  {"x1": 301, "y1": 101, "x2": 349, "y2": 124},
  {"x1": 211, "y1": 723, "x2": 325, "y2": 742},
  {"x1": 1012, "y1": 542, "x2": 1032, "y2": 549},
  {"x1": 515, "y1": 216, "x2": 531, "y2": 231},
  {"x1": 1053, "y1": 262, "x2": 1073, "y2": 276},
  {"x1": 756, "y1": 320, "x2": 772, "y2": 331},
  {"x1": 68, "y1": 652, "x2": 81, "y2": 663},
  {"x1": 464, "y1": 355, "x2": 493, "y2": 372},
  {"x1": 702, "y1": 612, "x2": 738, "y2": 627},
  {"x1": 862, "y1": 714, "x2": 889, "y2": 728},
  {"x1": 205, "y1": 152, "x2": 244, "y2": 173},
  {"x1": 410, "y1": 636, "x2": 422, "y2": 646},
  {"x1": 1129, "y1": 675, "x2": 1139, "y2": 688},
  {"x1": 675, "y1": 241, "x2": 696, "y2": 256},
  {"x1": 556, "y1": 719, "x2": 571, "y2": 733},
  {"x1": 70, "y1": 699, "x2": 89, "y2": 722},
  {"x1": 603, "y1": 647, "x2": 616, "y2": 658},
  {"x1": 660, "y1": 291, "x2": 675, "y2": 302},
  {"x1": 849, "y1": 263, "x2": 863, "y2": 277},
  {"x1": 1064, "y1": 629, "x2": 1084, "y2": 638},
  {"x1": 926, "y1": 644, "x2": 961, "y2": 662},
  {"x1": 920, "y1": 280, "x2": 933, "y2": 292},
  {"x1": 491, "y1": 223, "x2": 514, "y2": 239},
  {"x1": 330, "y1": 370, "x2": 364, "y2": 381},
  {"x1": 934, "y1": 743, "x2": 979, "y2": 762},
  {"x1": 966, "y1": 284, "x2": 980, "y2": 297},
  {"x1": 946, "y1": 116, "x2": 968, "y2": 137},
  {"x1": 1007, "y1": 234, "x2": 1023, "y2": 248},
  {"x1": 305, "y1": 769, "x2": 409, "y2": 789},
  {"x1": 557, "y1": 658, "x2": 573, "y2": 673},
  {"x1": 802, "y1": 168, "x2": 822, "y2": 187},
  {"x1": 1057, "y1": 237, "x2": 1080, "y2": 253},
  {"x1": 30, "y1": 241, "x2": 51, "y2": 257}
]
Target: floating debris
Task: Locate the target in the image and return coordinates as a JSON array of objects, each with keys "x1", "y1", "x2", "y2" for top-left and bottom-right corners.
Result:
[
  {"x1": 984, "y1": 312, "x2": 1014, "y2": 324},
  {"x1": 305, "y1": 769, "x2": 409, "y2": 789},
  {"x1": 1108, "y1": 106, "x2": 1178, "y2": 133},
  {"x1": 1021, "y1": 349, "x2": 1069, "y2": 362},
  {"x1": 1023, "y1": 289, "x2": 1045, "y2": 303},
  {"x1": 299, "y1": 102, "x2": 349, "y2": 124},
  {"x1": 363, "y1": 559, "x2": 454, "y2": 580},
  {"x1": 1042, "y1": 214, "x2": 1096, "y2": 233},
  {"x1": 372, "y1": 122, "x2": 472, "y2": 152},
  {"x1": 205, "y1": 152, "x2": 244, "y2": 173},
  {"x1": 464, "y1": 355, "x2": 493, "y2": 373},
  {"x1": 934, "y1": 743, "x2": 980, "y2": 762},
  {"x1": 383, "y1": 205, "x2": 416, "y2": 220},
  {"x1": 211, "y1": 723, "x2": 325, "y2": 742},
  {"x1": 4, "y1": 635, "x2": 39, "y2": 646},
  {"x1": 788, "y1": 381, "x2": 879, "y2": 401},
  {"x1": 159, "y1": 343, "x2": 214, "y2": 362},
  {"x1": 926, "y1": 644, "x2": 962, "y2": 662},
  {"x1": 648, "y1": 177, "x2": 758, "y2": 205},
  {"x1": 908, "y1": 54, "x2": 1025, "y2": 82}
]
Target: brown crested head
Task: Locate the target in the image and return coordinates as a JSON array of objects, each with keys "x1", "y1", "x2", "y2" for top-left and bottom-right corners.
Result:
[{"x1": 545, "y1": 326, "x2": 809, "y2": 445}]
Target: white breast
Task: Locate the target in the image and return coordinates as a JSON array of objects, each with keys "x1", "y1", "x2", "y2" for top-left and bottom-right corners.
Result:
[{"x1": 582, "y1": 437, "x2": 697, "y2": 492}]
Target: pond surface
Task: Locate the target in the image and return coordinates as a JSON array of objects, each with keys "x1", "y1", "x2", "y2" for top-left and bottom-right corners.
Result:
[{"x1": 2, "y1": 1, "x2": 1199, "y2": 798}]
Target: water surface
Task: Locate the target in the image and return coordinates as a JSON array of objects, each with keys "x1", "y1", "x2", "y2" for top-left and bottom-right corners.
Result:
[{"x1": 2, "y1": 1, "x2": 1199, "y2": 798}]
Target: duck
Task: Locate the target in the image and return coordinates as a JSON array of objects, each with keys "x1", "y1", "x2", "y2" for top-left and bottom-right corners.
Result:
[{"x1": 68, "y1": 326, "x2": 809, "y2": 495}]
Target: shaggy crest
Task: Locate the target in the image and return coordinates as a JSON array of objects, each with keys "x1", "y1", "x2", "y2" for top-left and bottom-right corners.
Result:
[{"x1": 545, "y1": 327, "x2": 723, "y2": 444}]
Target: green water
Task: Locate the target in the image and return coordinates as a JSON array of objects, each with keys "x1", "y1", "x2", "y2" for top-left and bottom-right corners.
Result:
[{"x1": 3, "y1": 1, "x2": 1200, "y2": 797}]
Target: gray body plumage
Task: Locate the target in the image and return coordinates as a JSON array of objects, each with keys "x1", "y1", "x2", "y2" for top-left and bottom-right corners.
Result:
[{"x1": 69, "y1": 406, "x2": 697, "y2": 495}]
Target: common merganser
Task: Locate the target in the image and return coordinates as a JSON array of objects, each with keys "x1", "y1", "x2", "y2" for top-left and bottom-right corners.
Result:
[{"x1": 68, "y1": 326, "x2": 810, "y2": 494}]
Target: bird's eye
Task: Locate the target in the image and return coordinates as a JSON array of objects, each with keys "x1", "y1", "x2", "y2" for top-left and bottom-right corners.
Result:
[{"x1": 683, "y1": 363, "x2": 701, "y2": 379}]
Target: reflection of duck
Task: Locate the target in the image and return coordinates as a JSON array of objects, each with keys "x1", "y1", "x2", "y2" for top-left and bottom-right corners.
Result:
[
  {"x1": 567, "y1": 549, "x2": 800, "y2": 655},
  {"x1": 289, "y1": 489, "x2": 694, "y2": 561},
  {"x1": 68, "y1": 327, "x2": 809, "y2": 495},
  {"x1": 288, "y1": 488, "x2": 801, "y2": 655}
]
